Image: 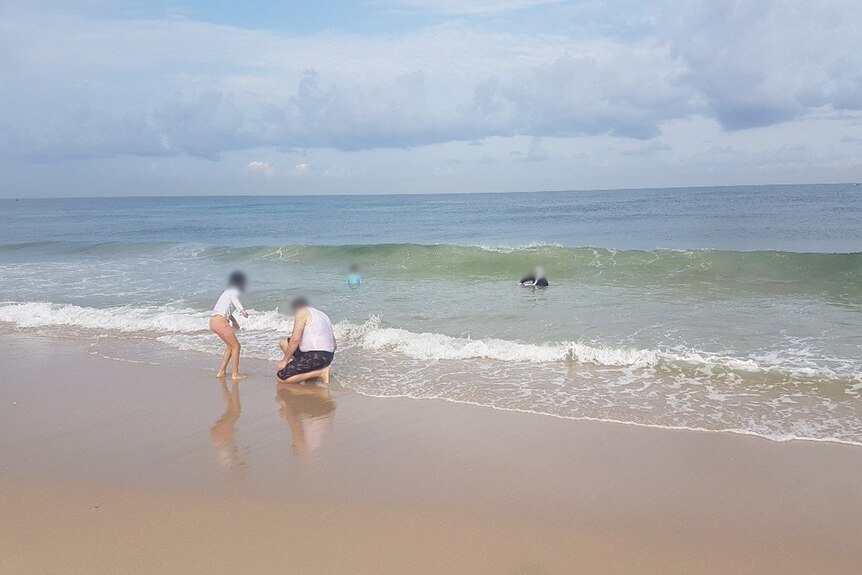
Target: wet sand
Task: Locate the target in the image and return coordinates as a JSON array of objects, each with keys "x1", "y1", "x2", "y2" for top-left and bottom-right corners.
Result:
[{"x1": 2, "y1": 333, "x2": 861, "y2": 574}]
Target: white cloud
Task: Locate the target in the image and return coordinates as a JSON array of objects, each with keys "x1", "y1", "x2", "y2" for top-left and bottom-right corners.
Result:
[
  {"x1": 371, "y1": 0, "x2": 562, "y2": 15},
  {"x1": 246, "y1": 160, "x2": 275, "y2": 177},
  {"x1": 0, "y1": 11, "x2": 690, "y2": 159},
  {"x1": 293, "y1": 163, "x2": 311, "y2": 175},
  {"x1": 0, "y1": 1, "x2": 861, "y2": 195}
]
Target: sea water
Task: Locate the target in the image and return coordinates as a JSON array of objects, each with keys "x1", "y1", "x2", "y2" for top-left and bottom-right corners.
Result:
[{"x1": 1, "y1": 184, "x2": 861, "y2": 445}]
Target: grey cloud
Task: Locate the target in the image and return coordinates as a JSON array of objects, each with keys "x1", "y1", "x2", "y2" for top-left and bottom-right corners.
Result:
[
  {"x1": 471, "y1": 49, "x2": 691, "y2": 140},
  {"x1": 663, "y1": 0, "x2": 862, "y2": 130},
  {"x1": 2, "y1": 1, "x2": 861, "y2": 163}
]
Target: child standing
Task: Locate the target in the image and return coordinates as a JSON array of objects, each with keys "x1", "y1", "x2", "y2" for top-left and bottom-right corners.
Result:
[{"x1": 209, "y1": 271, "x2": 249, "y2": 380}]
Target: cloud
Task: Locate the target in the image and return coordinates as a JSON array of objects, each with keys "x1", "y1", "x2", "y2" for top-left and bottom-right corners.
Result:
[
  {"x1": 663, "y1": 0, "x2": 862, "y2": 130},
  {"x1": 293, "y1": 163, "x2": 310, "y2": 175},
  {"x1": 246, "y1": 160, "x2": 275, "y2": 177},
  {"x1": 525, "y1": 137, "x2": 549, "y2": 161},
  {"x1": 471, "y1": 47, "x2": 692, "y2": 140},
  {"x1": 0, "y1": 1, "x2": 860, "y2": 166},
  {"x1": 620, "y1": 141, "x2": 671, "y2": 156},
  {"x1": 0, "y1": 12, "x2": 688, "y2": 159},
  {"x1": 371, "y1": 0, "x2": 563, "y2": 15}
]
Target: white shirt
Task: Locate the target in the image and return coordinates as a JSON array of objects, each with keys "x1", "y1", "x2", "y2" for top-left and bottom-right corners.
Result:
[
  {"x1": 300, "y1": 307, "x2": 335, "y2": 352},
  {"x1": 212, "y1": 287, "x2": 245, "y2": 319}
]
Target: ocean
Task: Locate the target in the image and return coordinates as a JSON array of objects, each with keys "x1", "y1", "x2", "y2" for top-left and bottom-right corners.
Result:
[{"x1": 1, "y1": 184, "x2": 861, "y2": 445}]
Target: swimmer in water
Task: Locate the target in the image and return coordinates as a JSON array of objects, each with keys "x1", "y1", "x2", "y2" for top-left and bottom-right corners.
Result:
[
  {"x1": 346, "y1": 264, "x2": 363, "y2": 287},
  {"x1": 519, "y1": 266, "x2": 549, "y2": 287},
  {"x1": 210, "y1": 271, "x2": 249, "y2": 380}
]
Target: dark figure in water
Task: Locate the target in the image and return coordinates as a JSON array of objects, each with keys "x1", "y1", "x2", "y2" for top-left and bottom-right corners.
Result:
[{"x1": 519, "y1": 266, "x2": 549, "y2": 287}]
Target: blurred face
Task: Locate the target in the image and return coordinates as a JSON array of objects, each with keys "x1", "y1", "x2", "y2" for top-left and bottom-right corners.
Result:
[{"x1": 535, "y1": 266, "x2": 545, "y2": 278}]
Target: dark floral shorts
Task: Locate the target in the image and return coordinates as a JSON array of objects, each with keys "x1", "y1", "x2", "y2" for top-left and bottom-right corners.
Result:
[{"x1": 277, "y1": 349, "x2": 334, "y2": 380}]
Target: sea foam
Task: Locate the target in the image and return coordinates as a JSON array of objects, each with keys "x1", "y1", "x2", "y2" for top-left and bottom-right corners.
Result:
[{"x1": 1, "y1": 301, "x2": 858, "y2": 380}]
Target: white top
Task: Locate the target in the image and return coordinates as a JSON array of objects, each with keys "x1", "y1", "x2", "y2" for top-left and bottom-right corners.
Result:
[
  {"x1": 300, "y1": 307, "x2": 335, "y2": 352},
  {"x1": 212, "y1": 287, "x2": 244, "y2": 319}
]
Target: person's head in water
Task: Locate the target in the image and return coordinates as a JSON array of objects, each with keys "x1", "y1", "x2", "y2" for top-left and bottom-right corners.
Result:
[
  {"x1": 290, "y1": 296, "x2": 310, "y2": 312},
  {"x1": 347, "y1": 264, "x2": 363, "y2": 287},
  {"x1": 228, "y1": 271, "x2": 247, "y2": 292},
  {"x1": 519, "y1": 265, "x2": 548, "y2": 287}
]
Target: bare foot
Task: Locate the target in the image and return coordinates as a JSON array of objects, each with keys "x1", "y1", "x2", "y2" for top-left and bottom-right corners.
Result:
[
  {"x1": 231, "y1": 373, "x2": 247, "y2": 381},
  {"x1": 216, "y1": 371, "x2": 227, "y2": 378},
  {"x1": 320, "y1": 366, "x2": 331, "y2": 385}
]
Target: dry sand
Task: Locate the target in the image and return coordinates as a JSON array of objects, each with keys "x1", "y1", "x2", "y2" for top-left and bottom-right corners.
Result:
[{"x1": 2, "y1": 333, "x2": 861, "y2": 574}]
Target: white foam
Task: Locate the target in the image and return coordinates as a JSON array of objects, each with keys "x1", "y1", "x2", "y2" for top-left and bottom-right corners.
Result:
[
  {"x1": 0, "y1": 301, "x2": 857, "y2": 378},
  {"x1": 3, "y1": 301, "x2": 861, "y2": 447},
  {"x1": 471, "y1": 242, "x2": 566, "y2": 253},
  {"x1": 0, "y1": 302, "x2": 208, "y2": 333},
  {"x1": 359, "y1": 327, "x2": 565, "y2": 362},
  {"x1": 0, "y1": 302, "x2": 293, "y2": 334}
]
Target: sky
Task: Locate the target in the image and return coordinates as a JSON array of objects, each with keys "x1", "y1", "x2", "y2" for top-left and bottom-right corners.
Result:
[{"x1": 0, "y1": 0, "x2": 861, "y2": 197}]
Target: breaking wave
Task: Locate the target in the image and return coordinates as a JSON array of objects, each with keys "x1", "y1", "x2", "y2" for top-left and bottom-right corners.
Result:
[
  {"x1": 3, "y1": 301, "x2": 861, "y2": 447},
  {"x1": 0, "y1": 301, "x2": 857, "y2": 380},
  {"x1": 2, "y1": 241, "x2": 860, "y2": 296}
]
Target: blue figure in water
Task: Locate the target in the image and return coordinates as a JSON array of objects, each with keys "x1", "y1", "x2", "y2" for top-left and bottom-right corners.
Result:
[{"x1": 347, "y1": 264, "x2": 363, "y2": 287}]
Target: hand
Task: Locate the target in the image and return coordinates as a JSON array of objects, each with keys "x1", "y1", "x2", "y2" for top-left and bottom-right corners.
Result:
[
  {"x1": 241, "y1": 310, "x2": 249, "y2": 318},
  {"x1": 276, "y1": 359, "x2": 288, "y2": 371}
]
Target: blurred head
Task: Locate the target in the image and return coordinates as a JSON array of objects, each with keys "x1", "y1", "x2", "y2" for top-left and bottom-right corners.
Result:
[
  {"x1": 228, "y1": 271, "x2": 247, "y2": 292},
  {"x1": 290, "y1": 296, "x2": 310, "y2": 312},
  {"x1": 534, "y1": 266, "x2": 545, "y2": 279},
  {"x1": 350, "y1": 264, "x2": 360, "y2": 273}
]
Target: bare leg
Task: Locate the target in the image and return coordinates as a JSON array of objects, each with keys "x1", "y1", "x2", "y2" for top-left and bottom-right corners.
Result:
[
  {"x1": 216, "y1": 346, "x2": 231, "y2": 378},
  {"x1": 230, "y1": 338, "x2": 244, "y2": 380},
  {"x1": 277, "y1": 368, "x2": 328, "y2": 385},
  {"x1": 320, "y1": 366, "x2": 331, "y2": 385},
  {"x1": 214, "y1": 328, "x2": 245, "y2": 380}
]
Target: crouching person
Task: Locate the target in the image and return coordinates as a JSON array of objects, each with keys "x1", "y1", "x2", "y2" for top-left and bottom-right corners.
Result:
[{"x1": 276, "y1": 297, "x2": 336, "y2": 385}]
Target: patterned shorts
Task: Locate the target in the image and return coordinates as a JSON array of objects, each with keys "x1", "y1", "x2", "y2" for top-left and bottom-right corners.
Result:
[{"x1": 277, "y1": 348, "x2": 335, "y2": 381}]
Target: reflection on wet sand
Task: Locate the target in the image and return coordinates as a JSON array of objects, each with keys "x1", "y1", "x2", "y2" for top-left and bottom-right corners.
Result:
[
  {"x1": 276, "y1": 383, "x2": 336, "y2": 456},
  {"x1": 210, "y1": 379, "x2": 244, "y2": 470}
]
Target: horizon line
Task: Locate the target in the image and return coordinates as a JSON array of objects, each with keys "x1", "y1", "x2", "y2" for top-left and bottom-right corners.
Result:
[{"x1": 2, "y1": 181, "x2": 860, "y2": 201}]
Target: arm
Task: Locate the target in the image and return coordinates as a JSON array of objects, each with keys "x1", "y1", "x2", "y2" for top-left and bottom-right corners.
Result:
[
  {"x1": 230, "y1": 314, "x2": 240, "y2": 330},
  {"x1": 231, "y1": 291, "x2": 249, "y2": 318},
  {"x1": 281, "y1": 309, "x2": 310, "y2": 364}
]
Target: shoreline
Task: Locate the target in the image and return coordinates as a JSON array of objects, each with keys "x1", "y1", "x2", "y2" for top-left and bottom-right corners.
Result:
[
  {"x1": 3, "y1": 332, "x2": 862, "y2": 573},
  {"x1": 361, "y1": 392, "x2": 862, "y2": 449},
  {"x1": 2, "y1": 305, "x2": 860, "y2": 448}
]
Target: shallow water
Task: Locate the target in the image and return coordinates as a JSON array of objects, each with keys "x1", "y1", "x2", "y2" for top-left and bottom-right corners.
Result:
[{"x1": 1, "y1": 184, "x2": 861, "y2": 444}]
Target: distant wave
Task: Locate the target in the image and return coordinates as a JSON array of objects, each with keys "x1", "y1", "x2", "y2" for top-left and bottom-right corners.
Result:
[
  {"x1": 1, "y1": 301, "x2": 858, "y2": 381},
  {"x1": 2, "y1": 241, "x2": 859, "y2": 297}
]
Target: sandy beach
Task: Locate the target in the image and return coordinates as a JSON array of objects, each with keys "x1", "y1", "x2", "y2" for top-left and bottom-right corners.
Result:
[
  {"x1": 2, "y1": 332, "x2": 861, "y2": 574},
  {"x1": 4, "y1": 0, "x2": 862, "y2": 571}
]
